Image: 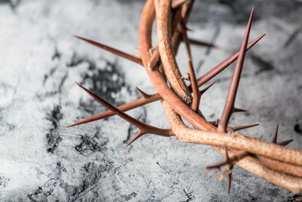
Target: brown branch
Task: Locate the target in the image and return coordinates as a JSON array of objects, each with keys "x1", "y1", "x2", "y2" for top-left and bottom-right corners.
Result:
[
  {"x1": 163, "y1": 102, "x2": 302, "y2": 193},
  {"x1": 197, "y1": 34, "x2": 265, "y2": 86},
  {"x1": 139, "y1": 1, "x2": 302, "y2": 192},
  {"x1": 75, "y1": 35, "x2": 143, "y2": 65},
  {"x1": 68, "y1": 0, "x2": 302, "y2": 194},
  {"x1": 272, "y1": 124, "x2": 279, "y2": 144},
  {"x1": 76, "y1": 83, "x2": 173, "y2": 144},
  {"x1": 188, "y1": 37, "x2": 218, "y2": 49},
  {"x1": 69, "y1": 33, "x2": 264, "y2": 128},
  {"x1": 218, "y1": 8, "x2": 255, "y2": 132},
  {"x1": 232, "y1": 123, "x2": 259, "y2": 132},
  {"x1": 180, "y1": 19, "x2": 200, "y2": 111},
  {"x1": 206, "y1": 125, "x2": 301, "y2": 178},
  {"x1": 155, "y1": 0, "x2": 191, "y2": 102},
  {"x1": 206, "y1": 137, "x2": 302, "y2": 177},
  {"x1": 66, "y1": 93, "x2": 161, "y2": 127}
]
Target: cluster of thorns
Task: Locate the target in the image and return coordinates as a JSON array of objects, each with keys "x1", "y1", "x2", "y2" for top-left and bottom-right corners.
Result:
[{"x1": 67, "y1": 0, "x2": 302, "y2": 195}]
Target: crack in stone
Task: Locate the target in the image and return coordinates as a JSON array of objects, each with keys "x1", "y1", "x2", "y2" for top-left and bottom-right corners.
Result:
[
  {"x1": 45, "y1": 105, "x2": 63, "y2": 153},
  {"x1": 61, "y1": 160, "x2": 113, "y2": 202},
  {"x1": 75, "y1": 127, "x2": 109, "y2": 156}
]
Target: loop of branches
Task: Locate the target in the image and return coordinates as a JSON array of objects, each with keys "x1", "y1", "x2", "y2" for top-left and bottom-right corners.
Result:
[{"x1": 69, "y1": 0, "x2": 302, "y2": 194}]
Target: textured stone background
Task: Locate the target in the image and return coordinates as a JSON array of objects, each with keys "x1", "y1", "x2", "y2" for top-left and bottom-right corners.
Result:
[{"x1": 0, "y1": 0, "x2": 301, "y2": 201}]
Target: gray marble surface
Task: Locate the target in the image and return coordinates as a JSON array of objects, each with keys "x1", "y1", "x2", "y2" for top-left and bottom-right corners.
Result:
[{"x1": 0, "y1": 0, "x2": 301, "y2": 201}]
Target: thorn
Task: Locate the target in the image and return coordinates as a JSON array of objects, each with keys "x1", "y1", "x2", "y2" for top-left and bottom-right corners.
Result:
[
  {"x1": 218, "y1": 8, "x2": 255, "y2": 132},
  {"x1": 127, "y1": 131, "x2": 145, "y2": 145},
  {"x1": 278, "y1": 139, "x2": 293, "y2": 147},
  {"x1": 207, "y1": 151, "x2": 247, "y2": 171},
  {"x1": 76, "y1": 82, "x2": 142, "y2": 127},
  {"x1": 74, "y1": 35, "x2": 143, "y2": 65},
  {"x1": 75, "y1": 83, "x2": 171, "y2": 137},
  {"x1": 225, "y1": 147, "x2": 230, "y2": 161},
  {"x1": 136, "y1": 87, "x2": 152, "y2": 98},
  {"x1": 172, "y1": 0, "x2": 188, "y2": 9},
  {"x1": 232, "y1": 123, "x2": 259, "y2": 131},
  {"x1": 224, "y1": 148, "x2": 233, "y2": 193},
  {"x1": 206, "y1": 161, "x2": 226, "y2": 170},
  {"x1": 227, "y1": 172, "x2": 232, "y2": 193},
  {"x1": 188, "y1": 38, "x2": 218, "y2": 49},
  {"x1": 66, "y1": 93, "x2": 161, "y2": 128},
  {"x1": 233, "y1": 107, "x2": 248, "y2": 113},
  {"x1": 199, "y1": 82, "x2": 216, "y2": 95},
  {"x1": 188, "y1": 60, "x2": 200, "y2": 111},
  {"x1": 197, "y1": 33, "x2": 265, "y2": 87},
  {"x1": 272, "y1": 124, "x2": 279, "y2": 144},
  {"x1": 270, "y1": 125, "x2": 293, "y2": 146},
  {"x1": 181, "y1": 18, "x2": 199, "y2": 111}
]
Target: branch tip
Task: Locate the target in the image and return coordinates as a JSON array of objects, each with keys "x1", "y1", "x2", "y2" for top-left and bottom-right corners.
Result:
[
  {"x1": 232, "y1": 123, "x2": 259, "y2": 132},
  {"x1": 218, "y1": 8, "x2": 255, "y2": 132},
  {"x1": 75, "y1": 35, "x2": 142, "y2": 65}
]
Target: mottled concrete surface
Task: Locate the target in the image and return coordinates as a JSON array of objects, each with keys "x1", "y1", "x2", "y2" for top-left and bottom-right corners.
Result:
[{"x1": 0, "y1": 0, "x2": 301, "y2": 201}]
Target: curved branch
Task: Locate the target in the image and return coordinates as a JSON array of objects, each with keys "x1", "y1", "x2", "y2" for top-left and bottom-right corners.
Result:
[{"x1": 139, "y1": 0, "x2": 302, "y2": 193}]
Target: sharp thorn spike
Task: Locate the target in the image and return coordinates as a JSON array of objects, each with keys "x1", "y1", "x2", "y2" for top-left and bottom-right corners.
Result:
[
  {"x1": 206, "y1": 163, "x2": 222, "y2": 170},
  {"x1": 232, "y1": 123, "x2": 259, "y2": 131},
  {"x1": 233, "y1": 107, "x2": 248, "y2": 113},
  {"x1": 76, "y1": 82, "x2": 144, "y2": 129},
  {"x1": 206, "y1": 159, "x2": 232, "y2": 170},
  {"x1": 218, "y1": 8, "x2": 255, "y2": 132},
  {"x1": 188, "y1": 38, "x2": 218, "y2": 49},
  {"x1": 127, "y1": 131, "x2": 145, "y2": 145},
  {"x1": 136, "y1": 87, "x2": 151, "y2": 98},
  {"x1": 278, "y1": 139, "x2": 293, "y2": 147},
  {"x1": 227, "y1": 172, "x2": 232, "y2": 193},
  {"x1": 66, "y1": 94, "x2": 161, "y2": 128},
  {"x1": 272, "y1": 124, "x2": 279, "y2": 144},
  {"x1": 66, "y1": 122, "x2": 81, "y2": 128},
  {"x1": 74, "y1": 35, "x2": 143, "y2": 65},
  {"x1": 75, "y1": 83, "x2": 170, "y2": 139},
  {"x1": 270, "y1": 125, "x2": 292, "y2": 146},
  {"x1": 207, "y1": 151, "x2": 247, "y2": 170},
  {"x1": 199, "y1": 82, "x2": 216, "y2": 95},
  {"x1": 225, "y1": 147, "x2": 230, "y2": 160},
  {"x1": 197, "y1": 34, "x2": 265, "y2": 87}
]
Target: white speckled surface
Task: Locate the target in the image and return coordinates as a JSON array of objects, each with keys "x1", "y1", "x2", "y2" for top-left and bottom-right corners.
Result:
[{"x1": 0, "y1": 0, "x2": 301, "y2": 201}]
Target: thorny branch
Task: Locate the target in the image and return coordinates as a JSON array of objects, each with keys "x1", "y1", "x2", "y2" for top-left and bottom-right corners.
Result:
[{"x1": 69, "y1": 0, "x2": 302, "y2": 194}]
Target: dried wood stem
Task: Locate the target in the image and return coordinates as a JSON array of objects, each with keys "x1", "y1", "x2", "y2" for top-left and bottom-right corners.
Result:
[
  {"x1": 75, "y1": 35, "x2": 142, "y2": 65},
  {"x1": 188, "y1": 37, "x2": 218, "y2": 49},
  {"x1": 69, "y1": 34, "x2": 264, "y2": 128},
  {"x1": 196, "y1": 34, "x2": 265, "y2": 86},
  {"x1": 67, "y1": 93, "x2": 161, "y2": 127},
  {"x1": 232, "y1": 123, "x2": 259, "y2": 132},
  {"x1": 218, "y1": 8, "x2": 254, "y2": 132},
  {"x1": 207, "y1": 135, "x2": 302, "y2": 178},
  {"x1": 155, "y1": 0, "x2": 191, "y2": 102},
  {"x1": 181, "y1": 20, "x2": 201, "y2": 111},
  {"x1": 70, "y1": 0, "x2": 302, "y2": 194},
  {"x1": 76, "y1": 83, "x2": 173, "y2": 144},
  {"x1": 139, "y1": 0, "x2": 302, "y2": 192}
]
